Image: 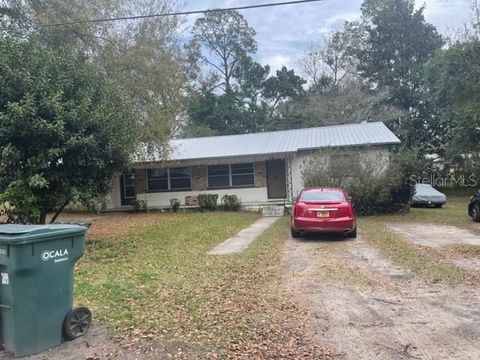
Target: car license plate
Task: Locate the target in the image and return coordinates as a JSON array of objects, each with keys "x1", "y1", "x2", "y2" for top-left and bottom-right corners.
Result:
[{"x1": 317, "y1": 211, "x2": 329, "y2": 218}]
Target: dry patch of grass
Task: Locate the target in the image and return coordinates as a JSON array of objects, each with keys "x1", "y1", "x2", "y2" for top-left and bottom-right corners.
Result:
[
  {"x1": 314, "y1": 259, "x2": 377, "y2": 286},
  {"x1": 57, "y1": 211, "x2": 181, "y2": 239},
  {"x1": 302, "y1": 241, "x2": 377, "y2": 286},
  {"x1": 73, "y1": 213, "x2": 334, "y2": 358},
  {"x1": 440, "y1": 244, "x2": 480, "y2": 258},
  {"x1": 360, "y1": 217, "x2": 471, "y2": 284}
]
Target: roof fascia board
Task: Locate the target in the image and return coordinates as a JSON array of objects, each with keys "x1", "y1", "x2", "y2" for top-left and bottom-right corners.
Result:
[
  {"x1": 133, "y1": 152, "x2": 294, "y2": 167},
  {"x1": 296, "y1": 141, "x2": 400, "y2": 153}
]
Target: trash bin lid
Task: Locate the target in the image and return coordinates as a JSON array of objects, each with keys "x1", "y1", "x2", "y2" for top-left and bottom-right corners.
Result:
[{"x1": 0, "y1": 224, "x2": 87, "y2": 244}]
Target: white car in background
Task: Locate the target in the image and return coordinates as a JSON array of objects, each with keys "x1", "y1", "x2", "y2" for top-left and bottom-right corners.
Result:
[{"x1": 411, "y1": 184, "x2": 447, "y2": 208}]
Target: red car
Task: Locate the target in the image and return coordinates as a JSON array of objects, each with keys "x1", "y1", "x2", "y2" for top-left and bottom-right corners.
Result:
[{"x1": 291, "y1": 187, "x2": 356, "y2": 238}]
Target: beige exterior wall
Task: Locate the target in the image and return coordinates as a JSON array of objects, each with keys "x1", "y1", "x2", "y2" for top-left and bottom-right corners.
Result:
[{"x1": 290, "y1": 147, "x2": 391, "y2": 199}]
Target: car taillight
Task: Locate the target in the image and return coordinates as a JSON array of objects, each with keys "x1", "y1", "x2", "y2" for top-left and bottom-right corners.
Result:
[
  {"x1": 294, "y1": 203, "x2": 309, "y2": 217},
  {"x1": 331, "y1": 203, "x2": 352, "y2": 218}
]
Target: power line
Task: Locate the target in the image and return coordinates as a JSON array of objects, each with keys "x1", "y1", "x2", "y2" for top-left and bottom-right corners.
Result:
[{"x1": 35, "y1": 0, "x2": 326, "y2": 28}]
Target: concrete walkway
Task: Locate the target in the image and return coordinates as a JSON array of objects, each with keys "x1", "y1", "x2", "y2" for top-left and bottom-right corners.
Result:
[{"x1": 208, "y1": 217, "x2": 280, "y2": 255}]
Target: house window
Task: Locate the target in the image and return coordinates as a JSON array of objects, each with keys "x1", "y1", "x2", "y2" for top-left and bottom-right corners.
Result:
[
  {"x1": 122, "y1": 173, "x2": 136, "y2": 199},
  {"x1": 147, "y1": 168, "x2": 168, "y2": 191},
  {"x1": 147, "y1": 167, "x2": 191, "y2": 191},
  {"x1": 207, "y1": 165, "x2": 230, "y2": 188},
  {"x1": 208, "y1": 163, "x2": 255, "y2": 188},
  {"x1": 169, "y1": 167, "x2": 191, "y2": 190},
  {"x1": 231, "y1": 163, "x2": 254, "y2": 186}
]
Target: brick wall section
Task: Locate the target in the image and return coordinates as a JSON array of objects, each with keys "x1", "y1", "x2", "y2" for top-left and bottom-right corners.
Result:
[
  {"x1": 191, "y1": 166, "x2": 207, "y2": 191},
  {"x1": 134, "y1": 168, "x2": 146, "y2": 194},
  {"x1": 254, "y1": 162, "x2": 267, "y2": 187}
]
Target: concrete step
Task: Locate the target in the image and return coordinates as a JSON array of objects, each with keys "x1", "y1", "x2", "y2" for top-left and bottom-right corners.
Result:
[{"x1": 262, "y1": 205, "x2": 285, "y2": 217}]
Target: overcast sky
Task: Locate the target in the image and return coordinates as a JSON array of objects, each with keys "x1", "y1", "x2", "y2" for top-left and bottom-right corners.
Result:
[{"x1": 182, "y1": 0, "x2": 474, "y2": 74}]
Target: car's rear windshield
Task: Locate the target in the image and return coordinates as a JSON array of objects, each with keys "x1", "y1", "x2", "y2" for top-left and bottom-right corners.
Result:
[{"x1": 299, "y1": 189, "x2": 345, "y2": 202}]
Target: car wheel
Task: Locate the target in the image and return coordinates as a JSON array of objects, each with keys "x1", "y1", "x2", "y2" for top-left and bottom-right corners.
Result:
[
  {"x1": 346, "y1": 227, "x2": 357, "y2": 239},
  {"x1": 291, "y1": 227, "x2": 301, "y2": 238},
  {"x1": 472, "y1": 204, "x2": 480, "y2": 222}
]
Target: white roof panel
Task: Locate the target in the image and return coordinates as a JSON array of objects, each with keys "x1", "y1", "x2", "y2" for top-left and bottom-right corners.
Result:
[{"x1": 141, "y1": 122, "x2": 400, "y2": 162}]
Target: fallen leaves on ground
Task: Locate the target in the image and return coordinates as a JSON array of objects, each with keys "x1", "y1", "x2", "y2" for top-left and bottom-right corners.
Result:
[
  {"x1": 55, "y1": 211, "x2": 176, "y2": 239},
  {"x1": 61, "y1": 211, "x2": 335, "y2": 359}
]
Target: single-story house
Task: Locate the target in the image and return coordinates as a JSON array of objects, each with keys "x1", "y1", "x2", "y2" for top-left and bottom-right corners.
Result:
[{"x1": 104, "y1": 121, "x2": 400, "y2": 210}]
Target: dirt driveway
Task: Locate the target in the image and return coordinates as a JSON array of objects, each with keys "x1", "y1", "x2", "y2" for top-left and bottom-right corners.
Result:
[
  {"x1": 281, "y1": 231, "x2": 480, "y2": 360},
  {"x1": 388, "y1": 222, "x2": 480, "y2": 273},
  {"x1": 0, "y1": 325, "x2": 183, "y2": 360}
]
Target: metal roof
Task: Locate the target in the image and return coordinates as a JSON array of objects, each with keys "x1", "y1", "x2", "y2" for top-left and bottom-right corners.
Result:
[{"x1": 141, "y1": 122, "x2": 400, "y2": 163}]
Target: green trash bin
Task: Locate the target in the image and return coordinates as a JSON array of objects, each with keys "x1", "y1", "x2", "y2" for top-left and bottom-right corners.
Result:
[{"x1": 0, "y1": 224, "x2": 91, "y2": 356}]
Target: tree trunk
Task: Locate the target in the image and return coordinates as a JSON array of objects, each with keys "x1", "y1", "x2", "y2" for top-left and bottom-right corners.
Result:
[
  {"x1": 49, "y1": 201, "x2": 69, "y2": 224},
  {"x1": 39, "y1": 211, "x2": 47, "y2": 225}
]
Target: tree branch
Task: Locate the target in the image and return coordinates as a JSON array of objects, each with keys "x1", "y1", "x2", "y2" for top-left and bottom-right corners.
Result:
[{"x1": 49, "y1": 200, "x2": 70, "y2": 224}]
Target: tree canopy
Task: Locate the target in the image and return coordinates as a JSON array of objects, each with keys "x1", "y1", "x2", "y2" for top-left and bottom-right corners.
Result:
[
  {"x1": 425, "y1": 41, "x2": 480, "y2": 160},
  {"x1": 345, "y1": 0, "x2": 444, "y2": 150},
  {"x1": 0, "y1": 31, "x2": 138, "y2": 223},
  {"x1": 272, "y1": 80, "x2": 404, "y2": 130},
  {"x1": 185, "y1": 10, "x2": 306, "y2": 137},
  {"x1": 3, "y1": 0, "x2": 191, "y2": 153},
  {"x1": 192, "y1": 10, "x2": 257, "y2": 92}
]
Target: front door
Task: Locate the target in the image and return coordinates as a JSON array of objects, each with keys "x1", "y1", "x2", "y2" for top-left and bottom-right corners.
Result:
[
  {"x1": 120, "y1": 172, "x2": 136, "y2": 206},
  {"x1": 267, "y1": 159, "x2": 287, "y2": 199}
]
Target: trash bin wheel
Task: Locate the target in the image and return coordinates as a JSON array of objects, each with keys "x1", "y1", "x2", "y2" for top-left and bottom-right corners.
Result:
[{"x1": 63, "y1": 307, "x2": 92, "y2": 340}]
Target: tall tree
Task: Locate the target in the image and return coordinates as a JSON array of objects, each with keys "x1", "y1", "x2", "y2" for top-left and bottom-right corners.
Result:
[
  {"x1": 233, "y1": 57, "x2": 271, "y2": 132},
  {"x1": 263, "y1": 66, "x2": 306, "y2": 116},
  {"x1": 191, "y1": 10, "x2": 257, "y2": 92},
  {"x1": 299, "y1": 30, "x2": 357, "y2": 88},
  {"x1": 0, "y1": 30, "x2": 137, "y2": 224},
  {"x1": 185, "y1": 91, "x2": 245, "y2": 136},
  {"x1": 234, "y1": 57, "x2": 270, "y2": 108},
  {"x1": 2, "y1": 0, "x2": 191, "y2": 154},
  {"x1": 469, "y1": 0, "x2": 480, "y2": 40},
  {"x1": 185, "y1": 64, "x2": 306, "y2": 137},
  {"x1": 425, "y1": 41, "x2": 480, "y2": 160},
  {"x1": 345, "y1": 0, "x2": 444, "y2": 149},
  {"x1": 271, "y1": 80, "x2": 404, "y2": 130}
]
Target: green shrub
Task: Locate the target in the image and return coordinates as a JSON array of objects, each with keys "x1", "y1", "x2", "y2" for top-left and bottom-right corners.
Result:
[
  {"x1": 0, "y1": 183, "x2": 41, "y2": 223},
  {"x1": 170, "y1": 198, "x2": 181, "y2": 212},
  {"x1": 198, "y1": 194, "x2": 219, "y2": 211},
  {"x1": 221, "y1": 194, "x2": 242, "y2": 211},
  {"x1": 132, "y1": 199, "x2": 148, "y2": 213},
  {"x1": 302, "y1": 148, "x2": 418, "y2": 215}
]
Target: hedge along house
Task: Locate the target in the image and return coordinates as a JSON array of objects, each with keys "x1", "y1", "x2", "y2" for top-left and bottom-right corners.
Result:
[{"x1": 104, "y1": 122, "x2": 400, "y2": 210}]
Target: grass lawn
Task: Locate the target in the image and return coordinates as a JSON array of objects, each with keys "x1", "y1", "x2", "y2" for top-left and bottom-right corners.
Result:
[
  {"x1": 72, "y1": 212, "x2": 325, "y2": 358},
  {"x1": 391, "y1": 196, "x2": 479, "y2": 234}
]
